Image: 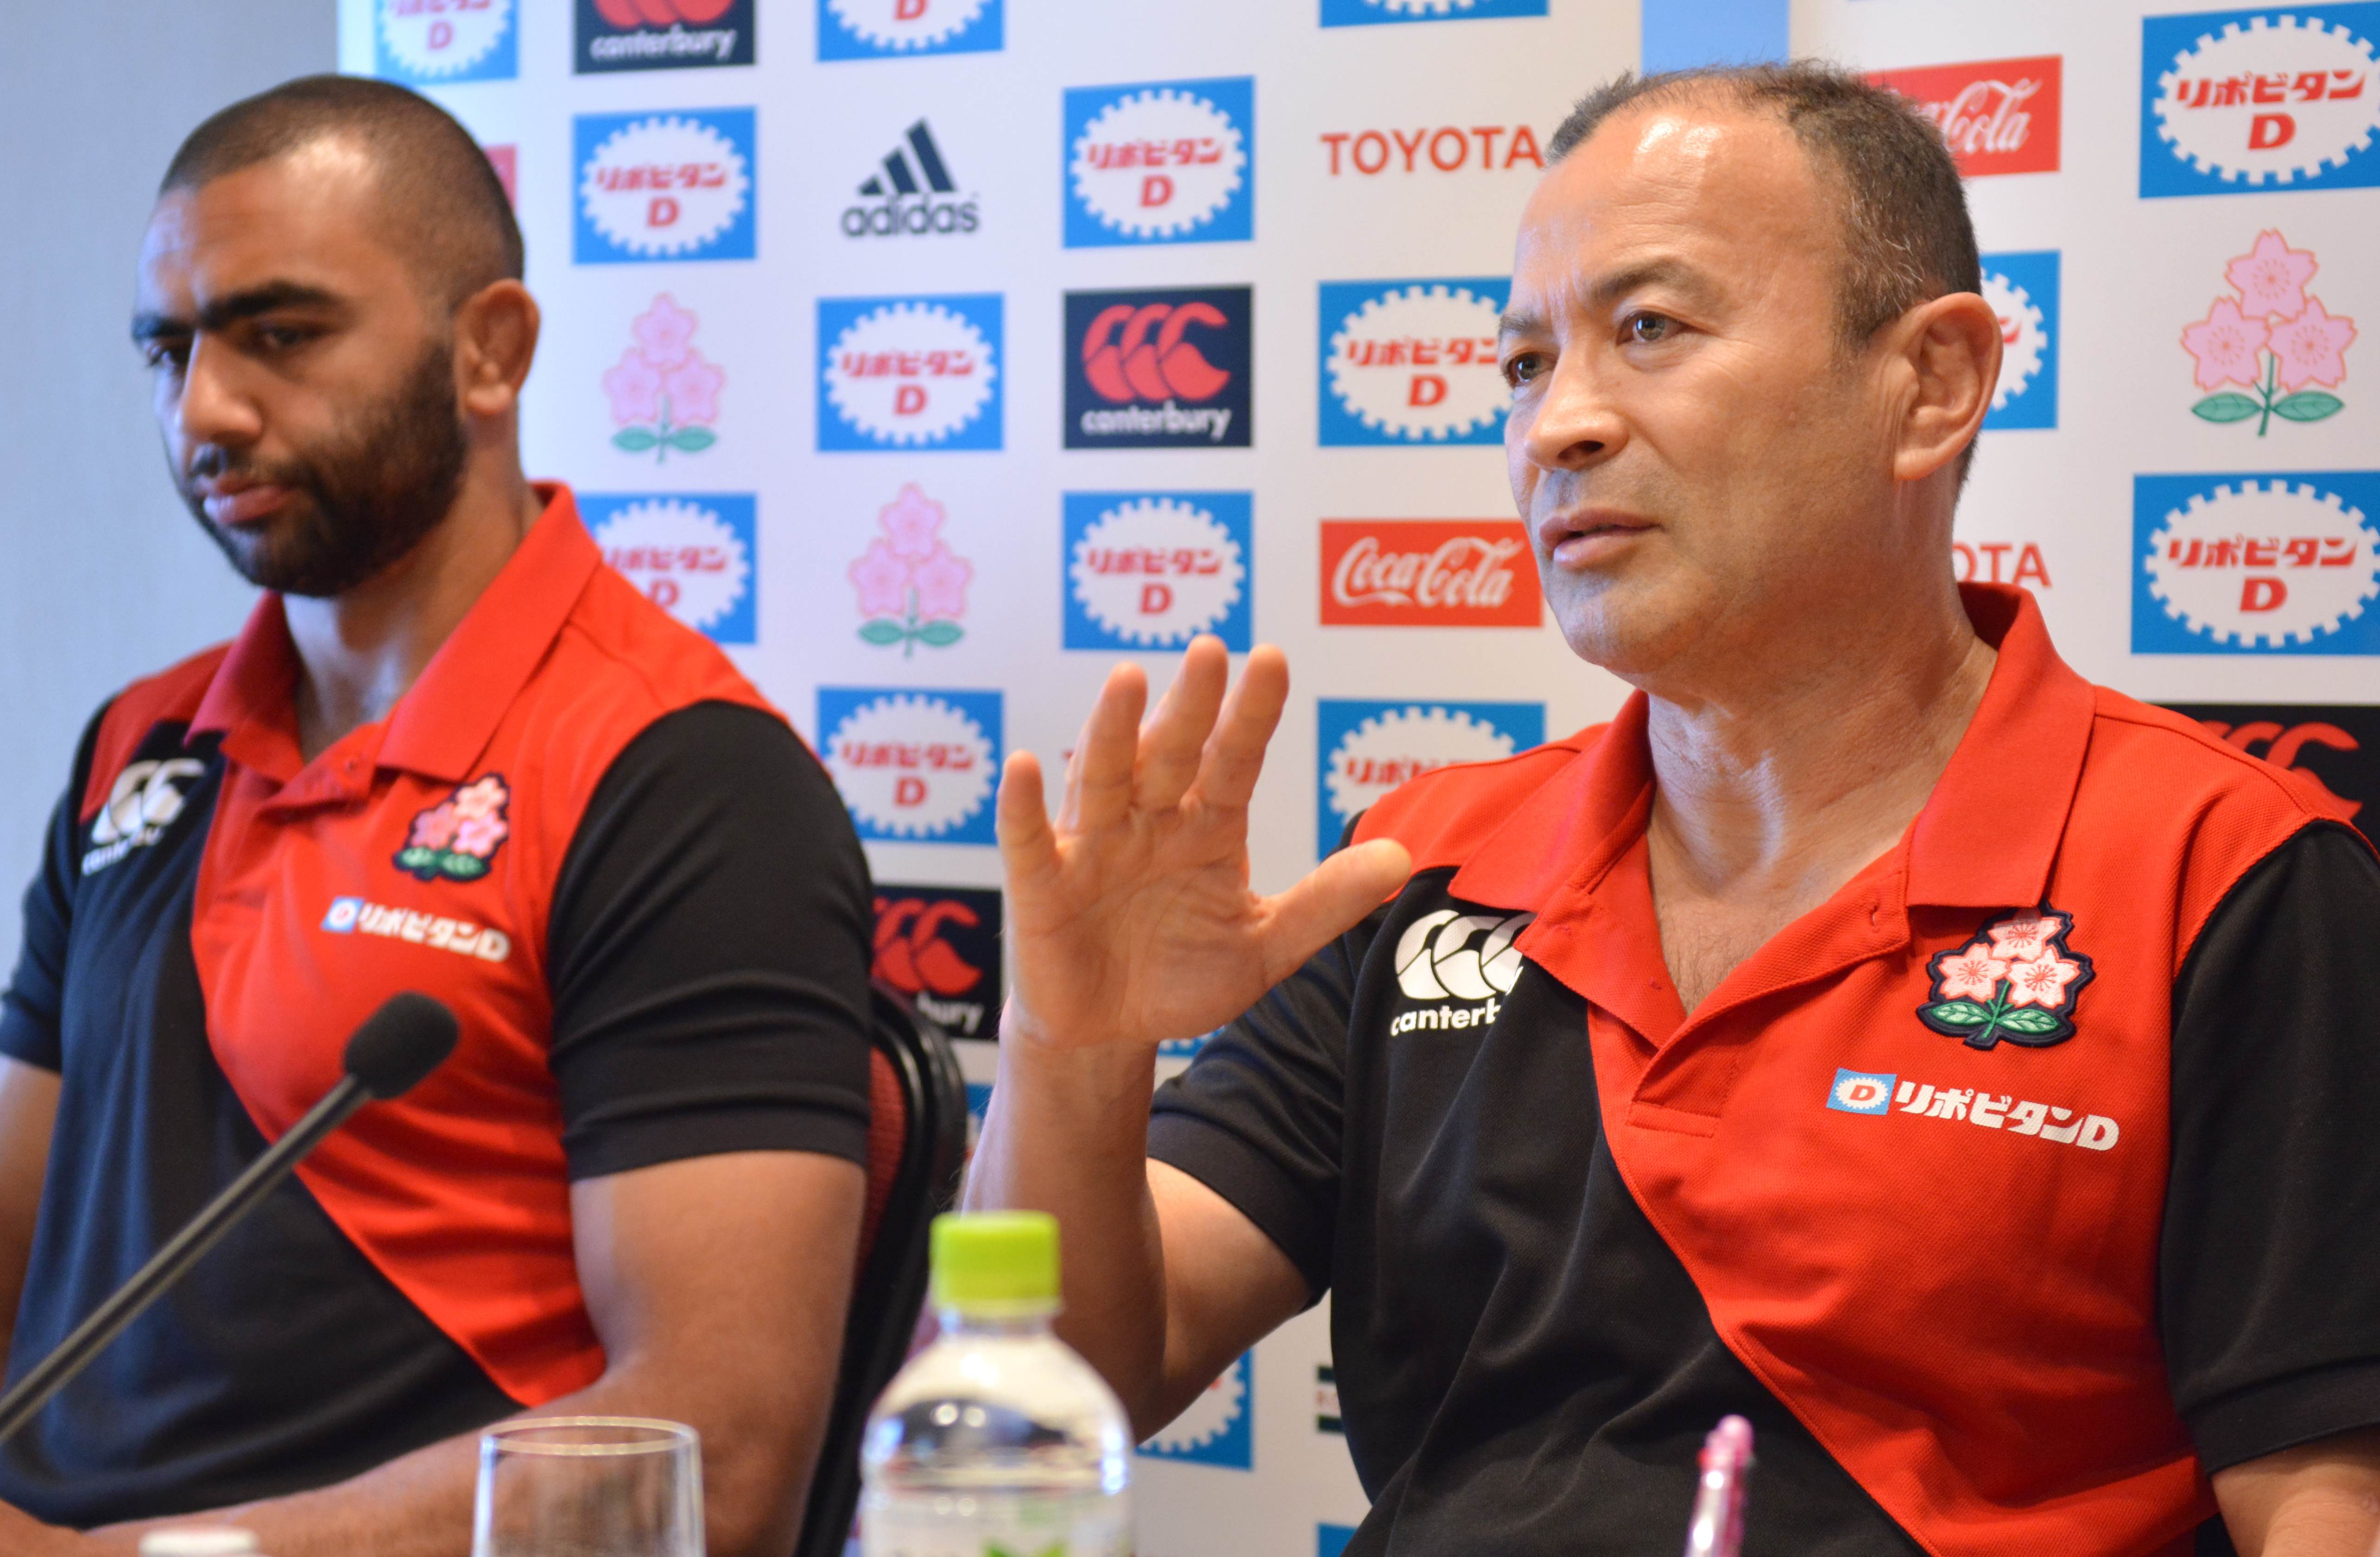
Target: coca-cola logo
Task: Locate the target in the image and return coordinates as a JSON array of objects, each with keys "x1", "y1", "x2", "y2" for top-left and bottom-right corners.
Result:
[
  {"x1": 1320, "y1": 520, "x2": 1539, "y2": 627},
  {"x1": 1868, "y1": 55, "x2": 2063, "y2": 177}
]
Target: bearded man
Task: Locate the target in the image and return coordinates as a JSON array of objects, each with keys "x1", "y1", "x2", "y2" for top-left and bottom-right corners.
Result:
[
  {"x1": 0, "y1": 76, "x2": 874, "y2": 1556},
  {"x1": 970, "y1": 63, "x2": 2380, "y2": 1557}
]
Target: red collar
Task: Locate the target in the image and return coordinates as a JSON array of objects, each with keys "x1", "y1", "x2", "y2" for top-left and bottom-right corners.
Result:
[
  {"x1": 1451, "y1": 583, "x2": 2092, "y2": 920},
  {"x1": 190, "y1": 483, "x2": 599, "y2": 793},
  {"x1": 1439, "y1": 584, "x2": 2089, "y2": 1046}
]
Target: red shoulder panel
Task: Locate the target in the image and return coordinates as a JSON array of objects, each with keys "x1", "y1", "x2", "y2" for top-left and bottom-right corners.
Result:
[
  {"x1": 2081, "y1": 687, "x2": 2365, "y2": 977},
  {"x1": 1352, "y1": 729, "x2": 1603, "y2": 876},
  {"x1": 80, "y1": 645, "x2": 230, "y2": 824}
]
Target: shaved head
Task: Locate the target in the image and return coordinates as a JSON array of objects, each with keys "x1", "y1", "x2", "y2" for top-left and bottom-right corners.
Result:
[{"x1": 161, "y1": 74, "x2": 522, "y2": 311}]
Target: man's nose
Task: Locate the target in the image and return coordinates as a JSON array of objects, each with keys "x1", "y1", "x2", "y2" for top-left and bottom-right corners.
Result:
[
  {"x1": 1519, "y1": 352, "x2": 1625, "y2": 472},
  {"x1": 173, "y1": 335, "x2": 264, "y2": 454}
]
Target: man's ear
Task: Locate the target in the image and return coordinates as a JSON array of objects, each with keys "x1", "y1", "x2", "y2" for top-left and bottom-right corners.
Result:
[
  {"x1": 453, "y1": 279, "x2": 541, "y2": 419},
  {"x1": 1889, "y1": 290, "x2": 2000, "y2": 484}
]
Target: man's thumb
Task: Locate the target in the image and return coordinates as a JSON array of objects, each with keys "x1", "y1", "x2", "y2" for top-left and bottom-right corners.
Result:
[{"x1": 1260, "y1": 839, "x2": 1412, "y2": 982}]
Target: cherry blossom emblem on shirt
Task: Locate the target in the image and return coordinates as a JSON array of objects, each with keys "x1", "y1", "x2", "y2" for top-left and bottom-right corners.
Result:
[
  {"x1": 395, "y1": 774, "x2": 512, "y2": 883},
  {"x1": 1917, "y1": 907, "x2": 2095, "y2": 1049}
]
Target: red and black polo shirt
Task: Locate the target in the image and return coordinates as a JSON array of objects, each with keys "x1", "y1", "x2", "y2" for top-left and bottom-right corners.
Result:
[
  {"x1": 0, "y1": 485, "x2": 873, "y2": 1526},
  {"x1": 1151, "y1": 584, "x2": 2380, "y2": 1557}
]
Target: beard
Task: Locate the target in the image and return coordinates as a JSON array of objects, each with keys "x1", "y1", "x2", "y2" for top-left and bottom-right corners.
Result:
[{"x1": 178, "y1": 340, "x2": 470, "y2": 598}]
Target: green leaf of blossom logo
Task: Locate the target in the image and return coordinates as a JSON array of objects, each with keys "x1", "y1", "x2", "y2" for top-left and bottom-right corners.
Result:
[
  {"x1": 851, "y1": 484, "x2": 971, "y2": 656},
  {"x1": 2182, "y1": 231, "x2": 2355, "y2": 437},
  {"x1": 394, "y1": 774, "x2": 512, "y2": 884},
  {"x1": 1917, "y1": 907, "x2": 2094, "y2": 1050},
  {"x1": 604, "y1": 294, "x2": 724, "y2": 463}
]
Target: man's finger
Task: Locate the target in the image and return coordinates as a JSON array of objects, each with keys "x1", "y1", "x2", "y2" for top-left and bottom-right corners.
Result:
[
  {"x1": 1063, "y1": 661, "x2": 1147, "y2": 833},
  {"x1": 996, "y1": 750, "x2": 1060, "y2": 887},
  {"x1": 1135, "y1": 638, "x2": 1229, "y2": 814},
  {"x1": 1193, "y1": 644, "x2": 1291, "y2": 810},
  {"x1": 1254, "y1": 839, "x2": 1413, "y2": 986}
]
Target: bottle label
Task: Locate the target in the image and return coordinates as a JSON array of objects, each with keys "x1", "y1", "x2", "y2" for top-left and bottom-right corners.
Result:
[{"x1": 861, "y1": 1491, "x2": 1130, "y2": 1557}]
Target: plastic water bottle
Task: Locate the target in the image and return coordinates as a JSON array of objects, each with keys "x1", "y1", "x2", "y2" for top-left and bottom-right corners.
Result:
[{"x1": 862, "y1": 1211, "x2": 1132, "y2": 1557}]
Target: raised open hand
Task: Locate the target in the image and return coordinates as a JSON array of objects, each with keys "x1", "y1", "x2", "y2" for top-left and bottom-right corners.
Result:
[{"x1": 997, "y1": 637, "x2": 1411, "y2": 1052}]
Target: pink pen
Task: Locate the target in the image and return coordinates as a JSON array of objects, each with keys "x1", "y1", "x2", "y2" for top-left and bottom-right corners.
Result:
[{"x1": 1681, "y1": 1414, "x2": 1756, "y2": 1557}]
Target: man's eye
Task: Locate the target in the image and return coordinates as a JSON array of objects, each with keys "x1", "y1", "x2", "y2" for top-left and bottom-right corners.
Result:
[
  {"x1": 257, "y1": 324, "x2": 308, "y2": 351},
  {"x1": 1501, "y1": 351, "x2": 1547, "y2": 388},
  {"x1": 1623, "y1": 312, "x2": 1677, "y2": 345},
  {"x1": 143, "y1": 342, "x2": 190, "y2": 373}
]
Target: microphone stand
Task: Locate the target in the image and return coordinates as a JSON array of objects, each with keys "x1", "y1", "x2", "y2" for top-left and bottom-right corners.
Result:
[{"x1": 0, "y1": 1072, "x2": 377, "y2": 1445}]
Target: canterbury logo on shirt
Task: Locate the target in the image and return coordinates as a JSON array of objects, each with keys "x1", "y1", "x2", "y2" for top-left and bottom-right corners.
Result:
[
  {"x1": 321, "y1": 897, "x2": 512, "y2": 962},
  {"x1": 82, "y1": 759, "x2": 206, "y2": 876},
  {"x1": 1389, "y1": 909, "x2": 1532, "y2": 1035}
]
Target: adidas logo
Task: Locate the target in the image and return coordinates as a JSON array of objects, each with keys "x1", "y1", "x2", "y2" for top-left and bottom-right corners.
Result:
[{"x1": 842, "y1": 120, "x2": 980, "y2": 239}]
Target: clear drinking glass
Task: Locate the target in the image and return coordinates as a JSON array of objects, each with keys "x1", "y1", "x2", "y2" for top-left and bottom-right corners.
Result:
[{"x1": 472, "y1": 1417, "x2": 705, "y2": 1557}]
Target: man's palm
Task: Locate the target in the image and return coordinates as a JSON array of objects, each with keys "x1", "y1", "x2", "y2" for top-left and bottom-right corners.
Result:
[{"x1": 997, "y1": 639, "x2": 1409, "y2": 1051}]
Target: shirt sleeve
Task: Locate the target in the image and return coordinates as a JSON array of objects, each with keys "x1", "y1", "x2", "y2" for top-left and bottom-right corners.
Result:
[
  {"x1": 1146, "y1": 898, "x2": 1377, "y2": 1303},
  {"x1": 0, "y1": 708, "x2": 105, "y2": 1073},
  {"x1": 545, "y1": 701, "x2": 874, "y2": 1180},
  {"x1": 2161, "y1": 820, "x2": 2380, "y2": 1472}
]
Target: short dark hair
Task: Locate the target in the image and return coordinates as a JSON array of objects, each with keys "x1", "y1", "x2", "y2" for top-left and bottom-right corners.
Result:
[
  {"x1": 160, "y1": 74, "x2": 524, "y2": 309},
  {"x1": 1548, "y1": 61, "x2": 1980, "y2": 353}
]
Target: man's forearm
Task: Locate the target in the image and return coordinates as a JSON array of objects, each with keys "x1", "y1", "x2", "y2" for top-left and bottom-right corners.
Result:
[
  {"x1": 81, "y1": 1353, "x2": 816, "y2": 1557},
  {"x1": 2214, "y1": 1431, "x2": 2380, "y2": 1557},
  {"x1": 964, "y1": 1005, "x2": 1172, "y2": 1429}
]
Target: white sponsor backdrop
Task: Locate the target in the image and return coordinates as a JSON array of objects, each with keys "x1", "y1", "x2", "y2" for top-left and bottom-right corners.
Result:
[{"x1": 338, "y1": 0, "x2": 2377, "y2": 1549}]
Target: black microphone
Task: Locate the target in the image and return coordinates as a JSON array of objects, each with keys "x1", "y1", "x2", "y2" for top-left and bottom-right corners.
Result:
[{"x1": 0, "y1": 993, "x2": 459, "y2": 1445}]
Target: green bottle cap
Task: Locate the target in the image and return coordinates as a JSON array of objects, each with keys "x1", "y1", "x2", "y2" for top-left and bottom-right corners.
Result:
[{"x1": 931, "y1": 1211, "x2": 1060, "y2": 1313}]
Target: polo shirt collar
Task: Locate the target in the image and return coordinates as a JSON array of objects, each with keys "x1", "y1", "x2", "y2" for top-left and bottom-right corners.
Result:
[
  {"x1": 1448, "y1": 583, "x2": 2089, "y2": 918},
  {"x1": 381, "y1": 483, "x2": 598, "y2": 782},
  {"x1": 1903, "y1": 583, "x2": 2094, "y2": 910},
  {"x1": 190, "y1": 483, "x2": 600, "y2": 789}
]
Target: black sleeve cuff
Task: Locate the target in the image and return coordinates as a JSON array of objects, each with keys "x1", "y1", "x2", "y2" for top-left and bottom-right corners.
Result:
[
  {"x1": 567, "y1": 1101, "x2": 870, "y2": 1181},
  {"x1": 1148, "y1": 1109, "x2": 1332, "y2": 1304},
  {"x1": 2188, "y1": 1358, "x2": 2380, "y2": 1474},
  {"x1": 0, "y1": 1003, "x2": 60, "y2": 1073}
]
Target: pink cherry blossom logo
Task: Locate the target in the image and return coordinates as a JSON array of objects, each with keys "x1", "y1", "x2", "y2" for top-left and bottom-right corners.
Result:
[
  {"x1": 851, "y1": 485, "x2": 971, "y2": 656},
  {"x1": 603, "y1": 295, "x2": 725, "y2": 463},
  {"x1": 2182, "y1": 231, "x2": 2355, "y2": 437},
  {"x1": 1917, "y1": 906, "x2": 2093, "y2": 1049},
  {"x1": 394, "y1": 773, "x2": 512, "y2": 883}
]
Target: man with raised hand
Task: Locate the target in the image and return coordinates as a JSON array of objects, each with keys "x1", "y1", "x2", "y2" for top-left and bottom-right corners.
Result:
[
  {"x1": 0, "y1": 77, "x2": 872, "y2": 1555},
  {"x1": 969, "y1": 62, "x2": 2380, "y2": 1557}
]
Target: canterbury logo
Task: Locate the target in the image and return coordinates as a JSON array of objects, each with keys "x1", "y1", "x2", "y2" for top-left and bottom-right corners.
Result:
[
  {"x1": 1081, "y1": 301, "x2": 1233, "y2": 405},
  {"x1": 83, "y1": 759, "x2": 205, "y2": 875},
  {"x1": 1393, "y1": 909, "x2": 1532, "y2": 1001}
]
